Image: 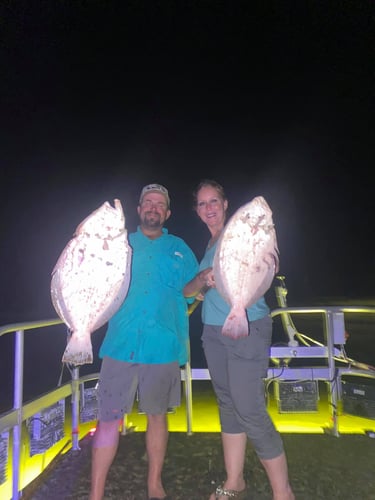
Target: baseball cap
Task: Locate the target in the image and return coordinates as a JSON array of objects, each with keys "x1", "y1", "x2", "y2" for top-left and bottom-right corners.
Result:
[{"x1": 139, "y1": 183, "x2": 170, "y2": 207}]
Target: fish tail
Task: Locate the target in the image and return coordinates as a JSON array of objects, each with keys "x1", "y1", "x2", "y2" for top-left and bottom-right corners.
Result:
[
  {"x1": 62, "y1": 331, "x2": 93, "y2": 366},
  {"x1": 222, "y1": 306, "x2": 249, "y2": 339}
]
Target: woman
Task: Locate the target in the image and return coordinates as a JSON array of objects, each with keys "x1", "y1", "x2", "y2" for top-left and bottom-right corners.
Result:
[{"x1": 184, "y1": 180, "x2": 295, "y2": 500}]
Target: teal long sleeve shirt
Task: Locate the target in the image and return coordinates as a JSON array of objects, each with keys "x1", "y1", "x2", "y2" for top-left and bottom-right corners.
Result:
[{"x1": 99, "y1": 227, "x2": 199, "y2": 365}]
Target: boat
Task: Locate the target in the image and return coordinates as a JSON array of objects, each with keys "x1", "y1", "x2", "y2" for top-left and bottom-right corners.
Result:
[{"x1": 1, "y1": 276, "x2": 375, "y2": 499}]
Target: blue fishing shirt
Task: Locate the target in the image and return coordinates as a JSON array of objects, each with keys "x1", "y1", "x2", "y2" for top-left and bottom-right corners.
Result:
[
  {"x1": 99, "y1": 227, "x2": 199, "y2": 365},
  {"x1": 199, "y1": 241, "x2": 270, "y2": 325}
]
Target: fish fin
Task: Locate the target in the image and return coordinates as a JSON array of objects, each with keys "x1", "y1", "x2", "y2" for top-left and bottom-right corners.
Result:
[
  {"x1": 222, "y1": 306, "x2": 249, "y2": 339},
  {"x1": 62, "y1": 330, "x2": 93, "y2": 366}
]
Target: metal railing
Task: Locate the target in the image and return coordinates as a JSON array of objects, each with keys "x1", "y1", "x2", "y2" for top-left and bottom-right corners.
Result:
[
  {"x1": 1, "y1": 304, "x2": 375, "y2": 499},
  {"x1": 0, "y1": 319, "x2": 99, "y2": 500},
  {"x1": 0, "y1": 319, "x2": 195, "y2": 500},
  {"x1": 269, "y1": 305, "x2": 375, "y2": 436}
]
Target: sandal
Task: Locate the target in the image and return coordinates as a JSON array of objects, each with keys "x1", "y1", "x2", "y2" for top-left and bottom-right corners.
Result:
[
  {"x1": 148, "y1": 497, "x2": 172, "y2": 500},
  {"x1": 214, "y1": 484, "x2": 247, "y2": 498}
]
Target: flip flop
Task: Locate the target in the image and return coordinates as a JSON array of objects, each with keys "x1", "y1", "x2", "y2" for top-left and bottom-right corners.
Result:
[{"x1": 214, "y1": 484, "x2": 248, "y2": 498}]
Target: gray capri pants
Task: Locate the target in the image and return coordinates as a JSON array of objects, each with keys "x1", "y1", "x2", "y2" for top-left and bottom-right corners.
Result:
[
  {"x1": 202, "y1": 316, "x2": 284, "y2": 460},
  {"x1": 97, "y1": 357, "x2": 181, "y2": 421}
]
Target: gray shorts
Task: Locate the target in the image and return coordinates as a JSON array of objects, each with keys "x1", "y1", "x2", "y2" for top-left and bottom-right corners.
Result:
[{"x1": 97, "y1": 357, "x2": 181, "y2": 421}]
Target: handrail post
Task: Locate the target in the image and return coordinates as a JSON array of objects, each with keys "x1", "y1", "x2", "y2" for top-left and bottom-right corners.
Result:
[
  {"x1": 184, "y1": 361, "x2": 193, "y2": 436},
  {"x1": 324, "y1": 311, "x2": 339, "y2": 437},
  {"x1": 12, "y1": 329, "x2": 24, "y2": 500},
  {"x1": 71, "y1": 366, "x2": 81, "y2": 450}
]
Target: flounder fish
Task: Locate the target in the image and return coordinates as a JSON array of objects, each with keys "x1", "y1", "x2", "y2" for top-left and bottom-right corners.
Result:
[
  {"x1": 51, "y1": 199, "x2": 132, "y2": 365},
  {"x1": 213, "y1": 196, "x2": 279, "y2": 339}
]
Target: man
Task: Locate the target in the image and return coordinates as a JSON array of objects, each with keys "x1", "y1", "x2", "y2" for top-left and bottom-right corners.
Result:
[{"x1": 89, "y1": 184, "x2": 199, "y2": 500}]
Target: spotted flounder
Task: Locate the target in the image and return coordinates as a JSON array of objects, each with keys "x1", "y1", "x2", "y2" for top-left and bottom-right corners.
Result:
[
  {"x1": 213, "y1": 196, "x2": 279, "y2": 339},
  {"x1": 51, "y1": 199, "x2": 132, "y2": 365}
]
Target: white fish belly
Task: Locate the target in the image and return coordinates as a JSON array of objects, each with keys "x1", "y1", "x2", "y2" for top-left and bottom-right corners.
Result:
[
  {"x1": 213, "y1": 196, "x2": 278, "y2": 338},
  {"x1": 51, "y1": 200, "x2": 132, "y2": 365},
  {"x1": 51, "y1": 236, "x2": 130, "y2": 330}
]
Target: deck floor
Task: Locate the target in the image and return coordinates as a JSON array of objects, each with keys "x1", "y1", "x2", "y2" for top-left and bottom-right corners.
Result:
[{"x1": 20, "y1": 381, "x2": 375, "y2": 500}]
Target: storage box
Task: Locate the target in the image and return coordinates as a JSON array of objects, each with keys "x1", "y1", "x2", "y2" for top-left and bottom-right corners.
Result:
[
  {"x1": 80, "y1": 387, "x2": 99, "y2": 423},
  {"x1": 342, "y1": 381, "x2": 375, "y2": 420},
  {"x1": 275, "y1": 380, "x2": 319, "y2": 413},
  {"x1": 27, "y1": 400, "x2": 65, "y2": 456}
]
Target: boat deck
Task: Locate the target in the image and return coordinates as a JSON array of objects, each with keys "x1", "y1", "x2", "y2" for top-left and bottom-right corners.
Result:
[{"x1": 21, "y1": 381, "x2": 375, "y2": 500}]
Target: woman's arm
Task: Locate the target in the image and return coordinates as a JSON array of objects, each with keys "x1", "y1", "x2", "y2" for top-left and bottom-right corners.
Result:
[{"x1": 183, "y1": 267, "x2": 213, "y2": 297}]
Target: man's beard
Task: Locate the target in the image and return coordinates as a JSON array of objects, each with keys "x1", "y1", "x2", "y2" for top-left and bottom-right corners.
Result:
[{"x1": 141, "y1": 212, "x2": 163, "y2": 229}]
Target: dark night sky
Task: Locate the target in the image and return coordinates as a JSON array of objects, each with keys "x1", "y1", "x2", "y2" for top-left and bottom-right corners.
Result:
[{"x1": 0, "y1": 2, "x2": 374, "y2": 390}]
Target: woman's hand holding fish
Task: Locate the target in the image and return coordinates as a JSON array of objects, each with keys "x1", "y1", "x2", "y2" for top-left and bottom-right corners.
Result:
[
  {"x1": 183, "y1": 267, "x2": 213, "y2": 298},
  {"x1": 204, "y1": 270, "x2": 215, "y2": 288}
]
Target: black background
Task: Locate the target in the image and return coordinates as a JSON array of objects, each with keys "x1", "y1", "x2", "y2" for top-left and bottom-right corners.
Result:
[{"x1": 1, "y1": 1, "x2": 374, "y2": 402}]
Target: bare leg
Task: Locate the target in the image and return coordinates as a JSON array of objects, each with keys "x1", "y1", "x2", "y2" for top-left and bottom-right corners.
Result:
[
  {"x1": 209, "y1": 432, "x2": 247, "y2": 500},
  {"x1": 146, "y1": 413, "x2": 169, "y2": 499},
  {"x1": 260, "y1": 452, "x2": 295, "y2": 500},
  {"x1": 89, "y1": 420, "x2": 121, "y2": 500}
]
